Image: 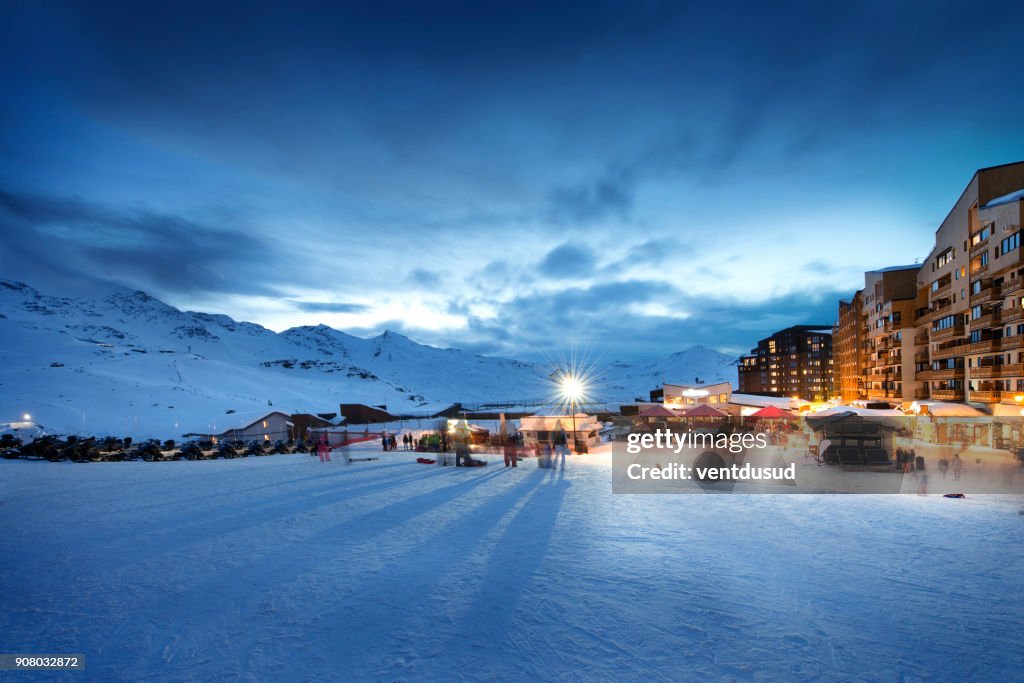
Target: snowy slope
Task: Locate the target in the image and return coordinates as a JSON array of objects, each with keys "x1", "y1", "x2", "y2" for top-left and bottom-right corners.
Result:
[
  {"x1": 603, "y1": 346, "x2": 739, "y2": 398},
  {"x1": 1, "y1": 450, "x2": 1021, "y2": 681},
  {"x1": 0, "y1": 279, "x2": 737, "y2": 437}
]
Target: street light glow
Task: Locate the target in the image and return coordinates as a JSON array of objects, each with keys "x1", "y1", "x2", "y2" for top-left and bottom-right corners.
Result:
[{"x1": 561, "y1": 374, "x2": 584, "y2": 403}]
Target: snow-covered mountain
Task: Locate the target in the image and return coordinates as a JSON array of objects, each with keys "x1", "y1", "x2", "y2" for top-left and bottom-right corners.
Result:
[{"x1": 0, "y1": 279, "x2": 738, "y2": 437}]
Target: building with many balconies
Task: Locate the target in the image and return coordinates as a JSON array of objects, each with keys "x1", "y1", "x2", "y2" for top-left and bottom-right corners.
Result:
[
  {"x1": 738, "y1": 325, "x2": 833, "y2": 401},
  {"x1": 834, "y1": 292, "x2": 865, "y2": 403},
  {"x1": 917, "y1": 161, "x2": 1024, "y2": 409}
]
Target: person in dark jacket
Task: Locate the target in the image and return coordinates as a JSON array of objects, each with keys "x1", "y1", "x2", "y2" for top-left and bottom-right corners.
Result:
[{"x1": 553, "y1": 420, "x2": 569, "y2": 470}]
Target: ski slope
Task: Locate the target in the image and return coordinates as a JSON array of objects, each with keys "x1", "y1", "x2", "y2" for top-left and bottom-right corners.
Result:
[{"x1": 2, "y1": 448, "x2": 1021, "y2": 681}]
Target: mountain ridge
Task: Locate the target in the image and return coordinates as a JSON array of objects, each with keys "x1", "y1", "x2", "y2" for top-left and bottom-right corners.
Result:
[{"x1": 0, "y1": 278, "x2": 738, "y2": 437}]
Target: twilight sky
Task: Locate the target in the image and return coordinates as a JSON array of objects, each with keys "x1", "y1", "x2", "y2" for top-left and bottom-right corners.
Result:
[{"x1": 2, "y1": 0, "x2": 1023, "y2": 360}]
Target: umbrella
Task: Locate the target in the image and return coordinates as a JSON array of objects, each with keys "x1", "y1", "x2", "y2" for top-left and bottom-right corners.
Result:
[
  {"x1": 679, "y1": 404, "x2": 728, "y2": 418},
  {"x1": 639, "y1": 405, "x2": 679, "y2": 418},
  {"x1": 749, "y1": 405, "x2": 797, "y2": 419}
]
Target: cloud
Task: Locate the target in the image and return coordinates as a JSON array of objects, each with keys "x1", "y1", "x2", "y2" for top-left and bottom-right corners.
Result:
[
  {"x1": 0, "y1": 189, "x2": 301, "y2": 300},
  {"x1": 408, "y1": 268, "x2": 442, "y2": 287},
  {"x1": 288, "y1": 300, "x2": 370, "y2": 314},
  {"x1": 538, "y1": 244, "x2": 597, "y2": 279},
  {"x1": 547, "y1": 168, "x2": 634, "y2": 224}
]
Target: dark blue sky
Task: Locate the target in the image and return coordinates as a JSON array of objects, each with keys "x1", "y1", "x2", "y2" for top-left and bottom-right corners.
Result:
[{"x1": 2, "y1": 1, "x2": 1023, "y2": 359}]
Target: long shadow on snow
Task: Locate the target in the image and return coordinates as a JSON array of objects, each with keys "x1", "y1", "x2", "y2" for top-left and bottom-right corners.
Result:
[
  {"x1": 94, "y1": 467, "x2": 532, "y2": 662},
  {"x1": 79, "y1": 466, "x2": 454, "y2": 559},
  {"x1": 304, "y1": 469, "x2": 560, "y2": 669},
  {"x1": 105, "y1": 459, "x2": 423, "y2": 518}
]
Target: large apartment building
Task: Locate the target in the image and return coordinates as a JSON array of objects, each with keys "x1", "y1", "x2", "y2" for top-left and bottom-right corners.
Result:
[
  {"x1": 862, "y1": 266, "x2": 923, "y2": 403},
  {"x1": 917, "y1": 162, "x2": 1024, "y2": 413},
  {"x1": 834, "y1": 292, "x2": 865, "y2": 403},
  {"x1": 834, "y1": 266, "x2": 923, "y2": 405},
  {"x1": 738, "y1": 325, "x2": 834, "y2": 401}
]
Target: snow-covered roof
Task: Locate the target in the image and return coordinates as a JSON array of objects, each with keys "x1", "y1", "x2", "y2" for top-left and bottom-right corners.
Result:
[
  {"x1": 870, "y1": 264, "x2": 920, "y2": 273},
  {"x1": 909, "y1": 401, "x2": 985, "y2": 417},
  {"x1": 813, "y1": 405, "x2": 904, "y2": 416},
  {"x1": 982, "y1": 188, "x2": 1024, "y2": 209},
  {"x1": 729, "y1": 394, "x2": 804, "y2": 409},
  {"x1": 210, "y1": 410, "x2": 293, "y2": 433}
]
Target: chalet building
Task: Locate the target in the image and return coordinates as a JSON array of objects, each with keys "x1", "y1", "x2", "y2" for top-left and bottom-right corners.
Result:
[
  {"x1": 206, "y1": 411, "x2": 294, "y2": 443},
  {"x1": 738, "y1": 325, "x2": 833, "y2": 401},
  {"x1": 660, "y1": 381, "x2": 732, "y2": 408}
]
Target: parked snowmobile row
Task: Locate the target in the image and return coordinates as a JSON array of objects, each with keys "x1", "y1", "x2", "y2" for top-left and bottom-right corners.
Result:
[{"x1": 0, "y1": 435, "x2": 313, "y2": 462}]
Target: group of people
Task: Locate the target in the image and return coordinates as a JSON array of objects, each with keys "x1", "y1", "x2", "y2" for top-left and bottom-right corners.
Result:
[
  {"x1": 380, "y1": 432, "x2": 425, "y2": 451},
  {"x1": 376, "y1": 418, "x2": 577, "y2": 470},
  {"x1": 936, "y1": 453, "x2": 965, "y2": 480}
]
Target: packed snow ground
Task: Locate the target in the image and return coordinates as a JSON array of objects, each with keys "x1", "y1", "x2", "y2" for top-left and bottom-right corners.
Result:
[{"x1": 2, "y1": 446, "x2": 1022, "y2": 682}]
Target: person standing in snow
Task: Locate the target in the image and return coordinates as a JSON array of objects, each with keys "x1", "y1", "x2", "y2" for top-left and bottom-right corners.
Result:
[
  {"x1": 454, "y1": 419, "x2": 471, "y2": 467},
  {"x1": 951, "y1": 453, "x2": 964, "y2": 481},
  {"x1": 503, "y1": 436, "x2": 518, "y2": 468},
  {"x1": 937, "y1": 457, "x2": 949, "y2": 478},
  {"x1": 553, "y1": 420, "x2": 569, "y2": 470}
]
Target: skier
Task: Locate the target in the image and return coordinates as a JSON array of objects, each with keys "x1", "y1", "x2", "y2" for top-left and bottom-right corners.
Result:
[
  {"x1": 317, "y1": 439, "x2": 330, "y2": 463},
  {"x1": 937, "y1": 458, "x2": 950, "y2": 478}
]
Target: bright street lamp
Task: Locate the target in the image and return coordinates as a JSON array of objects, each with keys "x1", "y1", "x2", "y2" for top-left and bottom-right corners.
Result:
[{"x1": 561, "y1": 373, "x2": 585, "y2": 453}]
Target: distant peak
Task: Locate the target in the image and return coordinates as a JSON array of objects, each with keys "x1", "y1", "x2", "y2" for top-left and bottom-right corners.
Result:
[
  {"x1": 376, "y1": 329, "x2": 410, "y2": 342},
  {"x1": 0, "y1": 279, "x2": 35, "y2": 295}
]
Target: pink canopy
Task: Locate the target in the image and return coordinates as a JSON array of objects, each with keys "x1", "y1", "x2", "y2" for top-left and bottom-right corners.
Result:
[
  {"x1": 679, "y1": 404, "x2": 728, "y2": 418},
  {"x1": 749, "y1": 405, "x2": 797, "y2": 419},
  {"x1": 639, "y1": 404, "x2": 678, "y2": 418}
]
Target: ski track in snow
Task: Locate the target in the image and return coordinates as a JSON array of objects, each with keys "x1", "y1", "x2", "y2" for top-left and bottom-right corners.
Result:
[{"x1": 1, "y1": 449, "x2": 1022, "y2": 682}]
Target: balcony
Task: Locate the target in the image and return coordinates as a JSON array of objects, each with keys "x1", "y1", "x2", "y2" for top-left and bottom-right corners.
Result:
[
  {"x1": 999, "y1": 362, "x2": 1024, "y2": 377},
  {"x1": 971, "y1": 284, "x2": 1000, "y2": 305},
  {"x1": 971, "y1": 260, "x2": 990, "y2": 278},
  {"x1": 930, "y1": 324, "x2": 965, "y2": 341},
  {"x1": 969, "y1": 339, "x2": 1000, "y2": 354},
  {"x1": 928, "y1": 367, "x2": 964, "y2": 381},
  {"x1": 1003, "y1": 279, "x2": 1024, "y2": 296},
  {"x1": 931, "y1": 281, "x2": 952, "y2": 301},
  {"x1": 866, "y1": 388, "x2": 902, "y2": 400},
  {"x1": 1001, "y1": 336, "x2": 1024, "y2": 351},
  {"x1": 1001, "y1": 307, "x2": 1024, "y2": 325},
  {"x1": 970, "y1": 365, "x2": 1000, "y2": 379},
  {"x1": 914, "y1": 349, "x2": 930, "y2": 363},
  {"x1": 969, "y1": 389, "x2": 1001, "y2": 403},
  {"x1": 970, "y1": 237, "x2": 990, "y2": 257},
  {"x1": 914, "y1": 388, "x2": 931, "y2": 399},
  {"x1": 969, "y1": 313, "x2": 995, "y2": 330},
  {"x1": 933, "y1": 343, "x2": 968, "y2": 360},
  {"x1": 931, "y1": 389, "x2": 965, "y2": 401}
]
